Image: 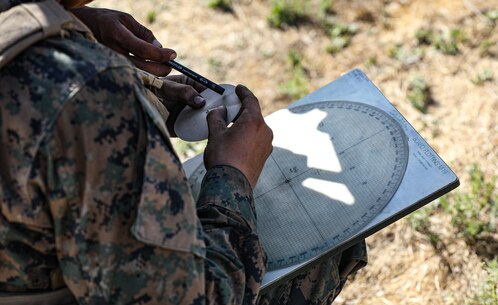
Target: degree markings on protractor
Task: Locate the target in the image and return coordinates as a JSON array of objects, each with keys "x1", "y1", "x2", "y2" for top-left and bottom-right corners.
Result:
[{"x1": 188, "y1": 101, "x2": 409, "y2": 271}]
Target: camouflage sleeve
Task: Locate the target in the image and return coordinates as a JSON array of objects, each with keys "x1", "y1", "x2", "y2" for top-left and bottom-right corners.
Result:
[
  {"x1": 196, "y1": 165, "x2": 267, "y2": 305},
  {"x1": 43, "y1": 65, "x2": 264, "y2": 304}
]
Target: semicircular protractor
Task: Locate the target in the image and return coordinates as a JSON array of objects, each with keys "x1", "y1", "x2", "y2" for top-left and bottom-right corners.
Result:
[{"x1": 188, "y1": 100, "x2": 408, "y2": 270}]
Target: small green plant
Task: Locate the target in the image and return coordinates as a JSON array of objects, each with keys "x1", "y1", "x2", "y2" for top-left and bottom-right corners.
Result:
[
  {"x1": 146, "y1": 10, "x2": 157, "y2": 24},
  {"x1": 279, "y1": 49, "x2": 309, "y2": 100},
  {"x1": 208, "y1": 0, "x2": 233, "y2": 12},
  {"x1": 207, "y1": 57, "x2": 222, "y2": 73},
  {"x1": 408, "y1": 207, "x2": 431, "y2": 233},
  {"x1": 434, "y1": 28, "x2": 466, "y2": 55},
  {"x1": 288, "y1": 48, "x2": 302, "y2": 66},
  {"x1": 440, "y1": 164, "x2": 498, "y2": 243},
  {"x1": 388, "y1": 44, "x2": 424, "y2": 64},
  {"x1": 407, "y1": 76, "x2": 433, "y2": 113},
  {"x1": 485, "y1": 9, "x2": 498, "y2": 22},
  {"x1": 472, "y1": 69, "x2": 494, "y2": 86},
  {"x1": 415, "y1": 28, "x2": 435, "y2": 45},
  {"x1": 376, "y1": 7, "x2": 392, "y2": 29},
  {"x1": 319, "y1": 0, "x2": 334, "y2": 17},
  {"x1": 388, "y1": 44, "x2": 405, "y2": 60},
  {"x1": 468, "y1": 259, "x2": 498, "y2": 305},
  {"x1": 268, "y1": 0, "x2": 308, "y2": 28},
  {"x1": 434, "y1": 36, "x2": 458, "y2": 55},
  {"x1": 324, "y1": 21, "x2": 357, "y2": 54},
  {"x1": 479, "y1": 39, "x2": 496, "y2": 57},
  {"x1": 408, "y1": 205, "x2": 440, "y2": 246},
  {"x1": 415, "y1": 27, "x2": 467, "y2": 55},
  {"x1": 365, "y1": 55, "x2": 378, "y2": 67}
]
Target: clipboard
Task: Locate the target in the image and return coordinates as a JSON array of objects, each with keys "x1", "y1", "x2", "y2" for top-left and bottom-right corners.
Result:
[{"x1": 183, "y1": 69, "x2": 459, "y2": 292}]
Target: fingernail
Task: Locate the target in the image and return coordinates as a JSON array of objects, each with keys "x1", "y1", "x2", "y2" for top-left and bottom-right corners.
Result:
[
  {"x1": 152, "y1": 39, "x2": 162, "y2": 48},
  {"x1": 169, "y1": 52, "x2": 177, "y2": 60},
  {"x1": 194, "y1": 96, "x2": 205, "y2": 106}
]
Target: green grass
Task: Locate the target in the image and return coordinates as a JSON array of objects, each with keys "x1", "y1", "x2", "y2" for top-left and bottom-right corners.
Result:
[
  {"x1": 208, "y1": 0, "x2": 233, "y2": 12},
  {"x1": 365, "y1": 55, "x2": 378, "y2": 67},
  {"x1": 267, "y1": 0, "x2": 356, "y2": 54},
  {"x1": 278, "y1": 49, "x2": 309, "y2": 100},
  {"x1": 268, "y1": 0, "x2": 309, "y2": 28},
  {"x1": 485, "y1": 9, "x2": 498, "y2": 22},
  {"x1": 388, "y1": 44, "x2": 424, "y2": 64},
  {"x1": 479, "y1": 39, "x2": 496, "y2": 57},
  {"x1": 407, "y1": 76, "x2": 433, "y2": 113},
  {"x1": 415, "y1": 27, "x2": 467, "y2": 55},
  {"x1": 146, "y1": 10, "x2": 157, "y2": 24},
  {"x1": 440, "y1": 164, "x2": 497, "y2": 245},
  {"x1": 434, "y1": 28, "x2": 467, "y2": 55},
  {"x1": 415, "y1": 28, "x2": 434, "y2": 45},
  {"x1": 407, "y1": 205, "x2": 440, "y2": 246},
  {"x1": 319, "y1": 0, "x2": 333, "y2": 17},
  {"x1": 467, "y1": 259, "x2": 498, "y2": 305},
  {"x1": 324, "y1": 21, "x2": 357, "y2": 54},
  {"x1": 472, "y1": 69, "x2": 494, "y2": 86},
  {"x1": 207, "y1": 57, "x2": 222, "y2": 73},
  {"x1": 408, "y1": 207, "x2": 432, "y2": 233}
]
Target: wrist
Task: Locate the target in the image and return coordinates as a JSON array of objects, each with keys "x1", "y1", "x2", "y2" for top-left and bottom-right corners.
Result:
[{"x1": 205, "y1": 159, "x2": 257, "y2": 188}]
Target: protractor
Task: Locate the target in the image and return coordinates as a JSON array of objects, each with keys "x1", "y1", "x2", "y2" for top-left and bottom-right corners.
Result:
[{"x1": 188, "y1": 101, "x2": 409, "y2": 270}]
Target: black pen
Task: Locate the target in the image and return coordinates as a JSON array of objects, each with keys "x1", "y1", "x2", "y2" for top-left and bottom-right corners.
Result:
[{"x1": 166, "y1": 60, "x2": 225, "y2": 95}]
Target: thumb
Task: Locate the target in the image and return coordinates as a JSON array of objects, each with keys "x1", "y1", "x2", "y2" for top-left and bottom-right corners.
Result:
[{"x1": 207, "y1": 106, "x2": 228, "y2": 137}]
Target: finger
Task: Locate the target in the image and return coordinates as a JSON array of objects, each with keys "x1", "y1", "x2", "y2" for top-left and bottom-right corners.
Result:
[
  {"x1": 111, "y1": 44, "x2": 173, "y2": 76},
  {"x1": 152, "y1": 39, "x2": 162, "y2": 48},
  {"x1": 128, "y1": 56, "x2": 172, "y2": 76},
  {"x1": 121, "y1": 14, "x2": 155, "y2": 43},
  {"x1": 235, "y1": 84, "x2": 262, "y2": 114},
  {"x1": 160, "y1": 79, "x2": 206, "y2": 108},
  {"x1": 207, "y1": 106, "x2": 228, "y2": 138},
  {"x1": 166, "y1": 74, "x2": 208, "y2": 93},
  {"x1": 116, "y1": 24, "x2": 176, "y2": 63}
]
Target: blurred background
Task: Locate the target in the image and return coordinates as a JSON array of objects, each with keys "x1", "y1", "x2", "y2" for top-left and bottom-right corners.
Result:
[{"x1": 93, "y1": 0, "x2": 497, "y2": 304}]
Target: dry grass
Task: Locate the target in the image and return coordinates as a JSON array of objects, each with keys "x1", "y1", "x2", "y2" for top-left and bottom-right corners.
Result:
[{"x1": 94, "y1": 0, "x2": 498, "y2": 303}]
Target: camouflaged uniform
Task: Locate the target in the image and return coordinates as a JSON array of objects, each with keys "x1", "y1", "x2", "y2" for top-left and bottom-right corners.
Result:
[{"x1": 0, "y1": 1, "x2": 367, "y2": 304}]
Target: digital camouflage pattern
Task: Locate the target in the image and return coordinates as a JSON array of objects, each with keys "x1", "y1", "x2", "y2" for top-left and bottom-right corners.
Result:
[
  {"x1": 0, "y1": 1, "x2": 366, "y2": 304},
  {"x1": 0, "y1": 3, "x2": 265, "y2": 303},
  {"x1": 259, "y1": 242, "x2": 367, "y2": 305}
]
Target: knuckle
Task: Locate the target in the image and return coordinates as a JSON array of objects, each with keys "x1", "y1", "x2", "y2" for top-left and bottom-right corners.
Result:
[
  {"x1": 246, "y1": 113, "x2": 262, "y2": 125},
  {"x1": 207, "y1": 109, "x2": 222, "y2": 121},
  {"x1": 119, "y1": 12, "x2": 133, "y2": 22},
  {"x1": 143, "y1": 27, "x2": 153, "y2": 36},
  {"x1": 142, "y1": 27, "x2": 154, "y2": 40},
  {"x1": 125, "y1": 12, "x2": 134, "y2": 20},
  {"x1": 245, "y1": 95, "x2": 258, "y2": 104},
  {"x1": 267, "y1": 127, "x2": 274, "y2": 140},
  {"x1": 180, "y1": 85, "x2": 193, "y2": 98},
  {"x1": 245, "y1": 89, "x2": 256, "y2": 100}
]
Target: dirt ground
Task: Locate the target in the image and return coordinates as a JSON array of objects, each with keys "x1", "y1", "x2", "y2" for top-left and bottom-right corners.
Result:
[{"x1": 94, "y1": 0, "x2": 498, "y2": 304}]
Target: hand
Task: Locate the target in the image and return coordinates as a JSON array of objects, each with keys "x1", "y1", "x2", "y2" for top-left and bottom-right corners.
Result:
[
  {"x1": 60, "y1": 0, "x2": 93, "y2": 9},
  {"x1": 154, "y1": 75, "x2": 207, "y2": 135},
  {"x1": 71, "y1": 6, "x2": 175, "y2": 76},
  {"x1": 204, "y1": 85, "x2": 273, "y2": 188}
]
